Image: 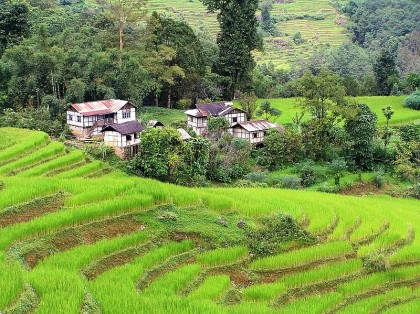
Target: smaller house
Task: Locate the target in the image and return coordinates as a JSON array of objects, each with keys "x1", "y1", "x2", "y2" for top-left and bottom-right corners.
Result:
[
  {"x1": 232, "y1": 120, "x2": 279, "y2": 144},
  {"x1": 102, "y1": 121, "x2": 145, "y2": 158},
  {"x1": 185, "y1": 102, "x2": 246, "y2": 136},
  {"x1": 149, "y1": 120, "x2": 164, "y2": 128}
]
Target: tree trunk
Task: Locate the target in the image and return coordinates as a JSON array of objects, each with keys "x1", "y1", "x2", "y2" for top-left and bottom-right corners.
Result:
[
  {"x1": 119, "y1": 16, "x2": 123, "y2": 51},
  {"x1": 167, "y1": 86, "x2": 172, "y2": 109}
]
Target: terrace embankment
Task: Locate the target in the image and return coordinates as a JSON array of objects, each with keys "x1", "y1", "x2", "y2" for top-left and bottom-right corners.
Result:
[{"x1": 0, "y1": 192, "x2": 65, "y2": 227}]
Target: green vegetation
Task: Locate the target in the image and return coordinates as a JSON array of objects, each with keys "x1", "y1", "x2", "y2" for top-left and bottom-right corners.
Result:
[{"x1": 1, "y1": 127, "x2": 418, "y2": 313}]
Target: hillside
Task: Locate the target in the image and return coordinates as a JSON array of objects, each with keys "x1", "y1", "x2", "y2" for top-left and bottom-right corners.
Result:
[
  {"x1": 146, "y1": 0, "x2": 350, "y2": 68},
  {"x1": 0, "y1": 128, "x2": 419, "y2": 313}
]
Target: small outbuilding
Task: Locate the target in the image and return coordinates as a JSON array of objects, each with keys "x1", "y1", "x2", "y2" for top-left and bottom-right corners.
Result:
[
  {"x1": 148, "y1": 120, "x2": 164, "y2": 128},
  {"x1": 232, "y1": 120, "x2": 278, "y2": 144}
]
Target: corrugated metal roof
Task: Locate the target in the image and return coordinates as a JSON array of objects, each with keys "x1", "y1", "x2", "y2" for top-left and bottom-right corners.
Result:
[
  {"x1": 177, "y1": 128, "x2": 191, "y2": 141},
  {"x1": 102, "y1": 121, "x2": 145, "y2": 135},
  {"x1": 71, "y1": 99, "x2": 130, "y2": 115},
  {"x1": 233, "y1": 120, "x2": 277, "y2": 132}
]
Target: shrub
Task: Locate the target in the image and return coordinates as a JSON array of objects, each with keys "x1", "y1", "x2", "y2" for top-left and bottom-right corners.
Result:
[
  {"x1": 363, "y1": 250, "x2": 389, "y2": 273},
  {"x1": 399, "y1": 123, "x2": 420, "y2": 143},
  {"x1": 234, "y1": 180, "x2": 268, "y2": 188},
  {"x1": 176, "y1": 98, "x2": 192, "y2": 110},
  {"x1": 276, "y1": 175, "x2": 301, "y2": 190},
  {"x1": 373, "y1": 171, "x2": 384, "y2": 188},
  {"x1": 244, "y1": 214, "x2": 315, "y2": 257},
  {"x1": 244, "y1": 171, "x2": 267, "y2": 183},
  {"x1": 403, "y1": 90, "x2": 420, "y2": 110},
  {"x1": 300, "y1": 166, "x2": 316, "y2": 187}
]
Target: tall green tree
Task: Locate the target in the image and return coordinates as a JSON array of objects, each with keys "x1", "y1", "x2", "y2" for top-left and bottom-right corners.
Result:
[
  {"x1": 374, "y1": 47, "x2": 399, "y2": 96},
  {"x1": 345, "y1": 104, "x2": 378, "y2": 170},
  {"x1": 255, "y1": 101, "x2": 281, "y2": 120},
  {"x1": 202, "y1": 0, "x2": 262, "y2": 99},
  {"x1": 96, "y1": 0, "x2": 147, "y2": 50},
  {"x1": 298, "y1": 68, "x2": 348, "y2": 120}
]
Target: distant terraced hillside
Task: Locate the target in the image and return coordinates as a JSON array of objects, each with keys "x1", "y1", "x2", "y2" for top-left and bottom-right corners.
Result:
[{"x1": 146, "y1": 0, "x2": 350, "y2": 68}]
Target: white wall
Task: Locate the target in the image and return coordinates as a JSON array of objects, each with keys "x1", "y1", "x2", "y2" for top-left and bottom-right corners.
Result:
[
  {"x1": 104, "y1": 131, "x2": 140, "y2": 148},
  {"x1": 66, "y1": 111, "x2": 84, "y2": 127}
]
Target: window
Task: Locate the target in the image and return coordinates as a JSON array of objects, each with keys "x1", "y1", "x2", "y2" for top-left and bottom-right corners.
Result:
[
  {"x1": 134, "y1": 133, "x2": 138, "y2": 139},
  {"x1": 68, "y1": 114, "x2": 73, "y2": 121},
  {"x1": 122, "y1": 109, "x2": 131, "y2": 119},
  {"x1": 263, "y1": 131, "x2": 267, "y2": 136},
  {"x1": 253, "y1": 133, "x2": 258, "y2": 138},
  {"x1": 126, "y1": 135, "x2": 132, "y2": 141},
  {"x1": 232, "y1": 117, "x2": 238, "y2": 123},
  {"x1": 77, "y1": 116, "x2": 81, "y2": 122}
]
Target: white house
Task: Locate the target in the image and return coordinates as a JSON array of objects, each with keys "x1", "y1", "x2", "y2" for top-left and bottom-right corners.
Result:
[
  {"x1": 231, "y1": 120, "x2": 281, "y2": 144},
  {"x1": 102, "y1": 121, "x2": 145, "y2": 158},
  {"x1": 185, "y1": 102, "x2": 246, "y2": 136},
  {"x1": 67, "y1": 99, "x2": 136, "y2": 138}
]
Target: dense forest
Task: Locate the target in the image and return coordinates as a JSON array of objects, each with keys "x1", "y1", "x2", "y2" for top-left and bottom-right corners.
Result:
[{"x1": 0, "y1": 0, "x2": 419, "y2": 114}]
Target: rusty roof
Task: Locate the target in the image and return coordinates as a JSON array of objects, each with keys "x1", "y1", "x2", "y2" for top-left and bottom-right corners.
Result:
[
  {"x1": 102, "y1": 121, "x2": 145, "y2": 135},
  {"x1": 71, "y1": 99, "x2": 131, "y2": 115},
  {"x1": 233, "y1": 120, "x2": 277, "y2": 132}
]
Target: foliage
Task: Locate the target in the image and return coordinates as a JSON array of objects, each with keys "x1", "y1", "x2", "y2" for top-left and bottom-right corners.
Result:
[
  {"x1": 206, "y1": 116, "x2": 229, "y2": 141},
  {"x1": 255, "y1": 101, "x2": 281, "y2": 120},
  {"x1": 96, "y1": 0, "x2": 147, "y2": 50},
  {"x1": 374, "y1": 46, "x2": 399, "y2": 96},
  {"x1": 237, "y1": 92, "x2": 257, "y2": 120},
  {"x1": 328, "y1": 158, "x2": 347, "y2": 186},
  {"x1": 399, "y1": 123, "x2": 420, "y2": 143},
  {"x1": 344, "y1": 0, "x2": 420, "y2": 49},
  {"x1": 257, "y1": 128, "x2": 303, "y2": 171},
  {"x1": 403, "y1": 90, "x2": 420, "y2": 110},
  {"x1": 0, "y1": 107, "x2": 66, "y2": 136},
  {"x1": 135, "y1": 127, "x2": 210, "y2": 186},
  {"x1": 345, "y1": 103, "x2": 378, "y2": 170},
  {"x1": 244, "y1": 214, "x2": 315, "y2": 257},
  {"x1": 202, "y1": 0, "x2": 262, "y2": 98},
  {"x1": 0, "y1": 0, "x2": 30, "y2": 56},
  {"x1": 297, "y1": 68, "x2": 347, "y2": 120},
  {"x1": 206, "y1": 137, "x2": 252, "y2": 183},
  {"x1": 381, "y1": 105, "x2": 394, "y2": 146}
]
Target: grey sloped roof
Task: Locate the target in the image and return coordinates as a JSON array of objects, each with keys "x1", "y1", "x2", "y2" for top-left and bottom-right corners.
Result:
[
  {"x1": 185, "y1": 102, "x2": 245, "y2": 117},
  {"x1": 102, "y1": 121, "x2": 145, "y2": 135}
]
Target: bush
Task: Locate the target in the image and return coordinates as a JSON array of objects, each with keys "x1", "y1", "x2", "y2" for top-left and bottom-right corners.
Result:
[
  {"x1": 176, "y1": 98, "x2": 192, "y2": 109},
  {"x1": 234, "y1": 180, "x2": 268, "y2": 188},
  {"x1": 363, "y1": 250, "x2": 389, "y2": 273},
  {"x1": 244, "y1": 214, "x2": 315, "y2": 257},
  {"x1": 300, "y1": 166, "x2": 316, "y2": 187},
  {"x1": 403, "y1": 90, "x2": 420, "y2": 110},
  {"x1": 399, "y1": 124, "x2": 420, "y2": 143},
  {"x1": 244, "y1": 171, "x2": 267, "y2": 183},
  {"x1": 276, "y1": 175, "x2": 301, "y2": 190},
  {"x1": 373, "y1": 172, "x2": 384, "y2": 188}
]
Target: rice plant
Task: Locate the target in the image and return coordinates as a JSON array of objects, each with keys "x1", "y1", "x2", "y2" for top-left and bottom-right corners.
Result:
[
  {"x1": 250, "y1": 241, "x2": 354, "y2": 271},
  {"x1": 197, "y1": 246, "x2": 248, "y2": 267}
]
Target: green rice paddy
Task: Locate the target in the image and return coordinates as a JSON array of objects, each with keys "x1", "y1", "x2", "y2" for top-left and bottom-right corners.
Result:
[{"x1": 0, "y1": 127, "x2": 419, "y2": 313}]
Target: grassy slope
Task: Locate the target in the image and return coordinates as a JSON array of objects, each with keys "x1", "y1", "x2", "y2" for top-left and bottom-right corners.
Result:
[
  {"x1": 255, "y1": 96, "x2": 420, "y2": 126},
  {"x1": 0, "y1": 128, "x2": 419, "y2": 313},
  {"x1": 142, "y1": 96, "x2": 420, "y2": 127},
  {"x1": 145, "y1": 0, "x2": 349, "y2": 68}
]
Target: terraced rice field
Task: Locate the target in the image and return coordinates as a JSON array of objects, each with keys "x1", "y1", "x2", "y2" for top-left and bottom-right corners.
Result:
[
  {"x1": 0, "y1": 127, "x2": 419, "y2": 313},
  {"x1": 144, "y1": 0, "x2": 349, "y2": 68}
]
